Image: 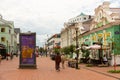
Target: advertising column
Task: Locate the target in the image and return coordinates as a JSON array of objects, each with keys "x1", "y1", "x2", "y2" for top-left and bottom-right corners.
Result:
[{"x1": 19, "y1": 32, "x2": 37, "y2": 69}]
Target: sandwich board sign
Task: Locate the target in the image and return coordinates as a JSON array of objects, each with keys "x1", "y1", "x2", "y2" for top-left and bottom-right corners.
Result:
[{"x1": 19, "y1": 32, "x2": 37, "y2": 69}]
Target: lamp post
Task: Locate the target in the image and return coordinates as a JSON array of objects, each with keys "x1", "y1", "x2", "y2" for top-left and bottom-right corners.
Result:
[
  {"x1": 75, "y1": 25, "x2": 79, "y2": 69},
  {"x1": 6, "y1": 40, "x2": 9, "y2": 54},
  {"x1": 98, "y1": 38, "x2": 103, "y2": 61}
]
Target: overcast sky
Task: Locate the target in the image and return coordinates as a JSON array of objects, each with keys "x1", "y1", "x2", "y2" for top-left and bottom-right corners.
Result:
[{"x1": 0, "y1": 0, "x2": 120, "y2": 47}]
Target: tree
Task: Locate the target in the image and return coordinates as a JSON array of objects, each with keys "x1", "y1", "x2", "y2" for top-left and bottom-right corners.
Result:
[
  {"x1": 53, "y1": 47, "x2": 60, "y2": 54},
  {"x1": 69, "y1": 45, "x2": 75, "y2": 58},
  {"x1": 61, "y1": 45, "x2": 76, "y2": 58},
  {"x1": 39, "y1": 47, "x2": 44, "y2": 53},
  {"x1": 61, "y1": 47, "x2": 70, "y2": 55}
]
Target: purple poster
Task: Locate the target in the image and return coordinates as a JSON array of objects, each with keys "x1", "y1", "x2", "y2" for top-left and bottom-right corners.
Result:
[{"x1": 20, "y1": 34, "x2": 35, "y2": 64}]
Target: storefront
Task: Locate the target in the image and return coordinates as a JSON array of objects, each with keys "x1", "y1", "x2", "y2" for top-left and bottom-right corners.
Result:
[
  {"x1": 0, "y1": 44, "x2": 7, "y2": 59},
  {"x1": 79, "y1": 22, "x2": 120, "y2": 65}
]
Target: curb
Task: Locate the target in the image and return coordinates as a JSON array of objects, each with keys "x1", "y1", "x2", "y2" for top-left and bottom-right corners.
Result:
[{"x1": 81, "y1": 66, "x2": 120, "y2": 80}]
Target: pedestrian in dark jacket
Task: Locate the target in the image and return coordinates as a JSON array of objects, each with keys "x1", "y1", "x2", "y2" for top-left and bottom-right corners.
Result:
[{"x1": 55, "y1": 52, "x2": 61, "y2": 71}]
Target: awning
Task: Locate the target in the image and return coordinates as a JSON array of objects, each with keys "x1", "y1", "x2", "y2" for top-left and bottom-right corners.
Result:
[{"x1": 89, "y1": 44, "x2": 101, "y2": 49}]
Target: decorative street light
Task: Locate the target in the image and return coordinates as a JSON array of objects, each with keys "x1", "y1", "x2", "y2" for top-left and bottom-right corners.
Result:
[{"x1": 75, "y1": 24, "x2": 79, "y2": 69}]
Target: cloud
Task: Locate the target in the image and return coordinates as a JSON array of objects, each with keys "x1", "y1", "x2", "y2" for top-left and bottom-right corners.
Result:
[{"x1": 0, "y1": 0, "x2": 120, "y2": 47}]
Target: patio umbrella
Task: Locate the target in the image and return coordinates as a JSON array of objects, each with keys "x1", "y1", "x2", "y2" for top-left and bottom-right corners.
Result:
[
  {"x1": 85, "y1": 46, "x2": 91, "y2": 50},
  {"x1": 89, "y1": 44, "x2": 101, "y2": 49}
]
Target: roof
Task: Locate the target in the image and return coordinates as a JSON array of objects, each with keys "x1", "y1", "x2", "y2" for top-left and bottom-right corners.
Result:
[
  {"x1": 77, "y1": 12, "x2": 86, "y2": 17},
  {"x1": 0, "y1": 17, "x2": 13, "y2": 28}
]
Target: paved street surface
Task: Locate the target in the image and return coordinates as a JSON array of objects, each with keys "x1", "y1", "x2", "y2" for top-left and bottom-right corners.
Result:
[{"x1": 0, "y1": 56, "x2": 119, "y2": 80}]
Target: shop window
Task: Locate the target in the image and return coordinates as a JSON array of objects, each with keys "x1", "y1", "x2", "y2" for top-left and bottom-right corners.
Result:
[
  {"x1": 1, "y1": 37, "x2": 5, "y2": 42},
  {"x1": 1, "y1": 28, "x2": 5, "y2": 32}
]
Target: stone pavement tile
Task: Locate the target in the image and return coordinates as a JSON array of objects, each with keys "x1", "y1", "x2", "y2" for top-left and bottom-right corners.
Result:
[
  {"x1": 0, "y1": 57, "x2": 119, "y2": 80},
  {"x1": 80, "y1": 63, "x2": 120, "y2": 79}
]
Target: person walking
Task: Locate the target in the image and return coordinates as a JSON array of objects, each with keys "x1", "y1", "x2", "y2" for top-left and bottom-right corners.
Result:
[
  {"x1": 102, "y1": 54, "x2": 108, "y2": 65},
  {"x1": 0, "y1": 54, "x2": 2, "y2": 64},
  {"x1": 55, "y1": 52, "x2": 61, "y2": 71},
  {"x1": 10, "y1": 50, "x2": 13, "y2": 60},
  {"x1": 61, "y1": 54, "x2": 66, "y2": 69}
]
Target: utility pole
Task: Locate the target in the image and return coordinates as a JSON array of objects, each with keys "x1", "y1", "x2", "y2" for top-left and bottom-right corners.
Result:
[{"x1": 75, "y1": 25, "x2": 79, "y2": 69}]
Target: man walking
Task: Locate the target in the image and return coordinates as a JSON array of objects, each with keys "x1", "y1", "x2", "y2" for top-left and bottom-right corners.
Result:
[{"x1": 55, "y1": 52, "x2": 61, "y2": 71}]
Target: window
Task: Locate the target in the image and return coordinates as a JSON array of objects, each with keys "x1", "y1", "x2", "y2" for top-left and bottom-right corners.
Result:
[
  {"x1": 84, "y1": 17, "x2": 86, "y2": 20},
  {"x1": 1, "y1": 37, "x2": 5, "y2": 42},
  {"x1": 89, "y1": 15, "x2": 91, "y2": 19},
  {"x1": 1, "y1": 28, "x2": 5, "y2": 32},
  {"x1": 99, "y1": 12, "x2": 102, "y2": 19},
  {"x1": 9, "y1": 29, "x2": 11, "y2": 34}
]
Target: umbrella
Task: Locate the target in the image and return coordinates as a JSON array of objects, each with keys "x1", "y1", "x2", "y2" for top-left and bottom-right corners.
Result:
[
  {"x1": 85, "y1": 46, "x2": 91, "y2": 49},
  {"x1": 76, "y1": 47, "x2": 81, "y2": 50},
  {"x1": 89, "y1": 44, "x2": 101, "y2": 49}
]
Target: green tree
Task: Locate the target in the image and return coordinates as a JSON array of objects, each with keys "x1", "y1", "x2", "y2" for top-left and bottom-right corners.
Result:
[
  {"x1": 53, "y1": 47, "x2": 60, "y2": 54},
  {"x1": 69, "y1": 45, "x2": 75, "y2": 58},
  {"x1": 62, "y1": 47, "x2": 70, "y2": 55}
]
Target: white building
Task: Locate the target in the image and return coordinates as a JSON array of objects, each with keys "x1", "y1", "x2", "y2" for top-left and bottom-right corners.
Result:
[
  {"x1": 47, "y1": 34, "x2": 61, "y2": 52},
  {"x1": 61, "y1": 13, "x2": 93, "y2": 48},
  {"x1": 14, "y1": 28, "x2": 21, "y2": 52},
  {"x1": 68, "y1": 13, "x2": 92, "y2": 23}
]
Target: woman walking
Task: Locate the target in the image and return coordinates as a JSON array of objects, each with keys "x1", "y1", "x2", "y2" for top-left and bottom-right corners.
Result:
[{"x1": 61, "y1": 54, "x2": 66, "y2": 69}]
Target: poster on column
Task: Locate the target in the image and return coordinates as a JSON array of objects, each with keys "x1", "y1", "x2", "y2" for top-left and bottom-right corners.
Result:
[{"x1": 19, "y1": 32, "x2": 36, "y2": 69}]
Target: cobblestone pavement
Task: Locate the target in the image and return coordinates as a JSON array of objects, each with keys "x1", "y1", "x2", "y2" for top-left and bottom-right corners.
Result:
[{"x1": 0, "y1": 56, "x2": 119, "y2": 80}]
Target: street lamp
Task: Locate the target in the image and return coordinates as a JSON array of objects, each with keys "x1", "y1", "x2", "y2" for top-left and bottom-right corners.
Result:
[
  {"x1": 6, "y1": 40, "x2": 9, "y2": 54},
  {"x1": 75, "y1": 24, "x2": 79, "y2": 69}
]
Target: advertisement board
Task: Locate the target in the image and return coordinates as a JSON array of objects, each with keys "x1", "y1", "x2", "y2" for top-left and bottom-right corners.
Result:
[{"x1": 19, "y1": 32, "x2": 36, "y2": 69}]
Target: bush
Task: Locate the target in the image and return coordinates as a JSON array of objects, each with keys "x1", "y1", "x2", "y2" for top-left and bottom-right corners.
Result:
[
  {"x1": 86, "y1": 64, "x2": 93, "y2": 67},
  {"x1": 50, "y1": 54, "x2": 56, "y2": 61},
  {"x1": 108, "y1": 70, "x2": 120, "y2": 73}
]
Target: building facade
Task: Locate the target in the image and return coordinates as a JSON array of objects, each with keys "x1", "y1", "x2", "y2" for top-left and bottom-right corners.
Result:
[
  {"x1": 61, "y1": 13, "x2": 93, "y2": 48},
  {"x1": 79, "y1": 1, "x2": 120, "y2": 65},
  {"x1": 68, "y1": 13, "x2": 92, "y2": 23},
  {"x1": 47, "y1": 34, "x2": 61, "y2": 53},
  {"x1": 0, "y1": 14, "x2": 17, "y2": 54},
  {"x1": 60, "y1": 1, "x2": 120, "y2": 65},
  {"x1": 14, "y1": 28, "x2": 21, "y2": 52}
]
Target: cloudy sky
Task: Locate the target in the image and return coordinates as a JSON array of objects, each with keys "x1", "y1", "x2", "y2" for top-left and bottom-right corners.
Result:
[{"x1": 0, "y1": 0, "x2": 120, "y2": 47}]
